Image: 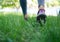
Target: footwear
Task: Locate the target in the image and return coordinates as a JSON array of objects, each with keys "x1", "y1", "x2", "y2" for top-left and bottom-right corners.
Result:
[{"x1": 24, "y1": 14, "x2": 28, "y2": 20}]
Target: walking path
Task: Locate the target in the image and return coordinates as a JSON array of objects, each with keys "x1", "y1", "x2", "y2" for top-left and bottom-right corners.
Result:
[{"x1": 0, "y1": 7, "x2": 60, "y2": 16}]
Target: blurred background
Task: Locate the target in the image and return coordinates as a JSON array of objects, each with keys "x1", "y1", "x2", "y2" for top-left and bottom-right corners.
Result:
[{"x1": 0, "y1": 0, "x2": 60, "y2": 16}]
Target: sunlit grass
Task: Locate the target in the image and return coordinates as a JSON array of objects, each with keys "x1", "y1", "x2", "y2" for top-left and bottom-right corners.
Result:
[{"x1": 0, "y1": 12, "x2": 60, "y2": 42}]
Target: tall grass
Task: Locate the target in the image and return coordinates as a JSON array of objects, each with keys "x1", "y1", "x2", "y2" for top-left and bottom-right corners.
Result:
[{"x1": 0, "y1": 12, "x2": 60, "y2": 42}]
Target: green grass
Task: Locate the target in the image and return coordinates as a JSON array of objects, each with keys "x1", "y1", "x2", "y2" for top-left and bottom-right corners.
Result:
[{"x1": 0, "y1": 12, "x2": 60, "y2": 42}]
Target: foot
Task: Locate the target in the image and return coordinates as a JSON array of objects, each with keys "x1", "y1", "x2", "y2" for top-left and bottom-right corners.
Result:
[{"x1": 24, "y1": 14, "x2": 28, "y2": 20}]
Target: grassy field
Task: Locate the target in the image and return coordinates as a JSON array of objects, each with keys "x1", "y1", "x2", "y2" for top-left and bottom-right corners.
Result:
[{"x1": 0, "y1": 12, "x2": 60, "y2": 42}]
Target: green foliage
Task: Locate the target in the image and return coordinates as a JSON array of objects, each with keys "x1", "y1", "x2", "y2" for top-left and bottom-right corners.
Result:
[
  {"x1": 46, "y1": 0, "x2": 60, "y2": 7},
  {"x1": 0, "y1": 0, "x2": 19, "y2": 8},
  {"x1": 0, "y1": 0, "x2": 60, "y2": 8}
]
